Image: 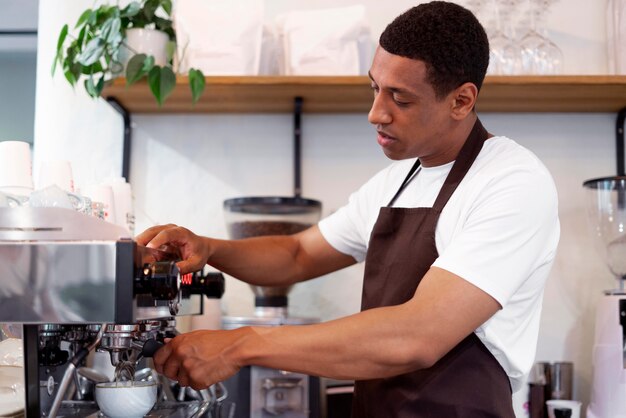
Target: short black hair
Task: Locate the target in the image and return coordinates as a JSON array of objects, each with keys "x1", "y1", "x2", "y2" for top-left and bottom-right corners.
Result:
[{"x1": 379, "y1": 1, "x2": 489, "y2": 99}]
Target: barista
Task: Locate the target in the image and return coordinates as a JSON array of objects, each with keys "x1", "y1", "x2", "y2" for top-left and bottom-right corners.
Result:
[{"x1": 137, "y1": 2, "x2": 560, "y2": 416}]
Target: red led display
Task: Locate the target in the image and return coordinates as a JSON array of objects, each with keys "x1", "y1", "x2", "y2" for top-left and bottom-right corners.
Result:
[{"x1": 181, "y1": 273, "x2": 193, "y2": 286}]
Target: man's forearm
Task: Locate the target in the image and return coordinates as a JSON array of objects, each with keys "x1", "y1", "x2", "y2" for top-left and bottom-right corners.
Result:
[
  {"x1": 203, "y1": 225, "x2": 355, "y2": 287},
  {"x1": 225, "y1": 304, "x2": 435, "y2": 381},
  {"x1": 203, "y1": 235, "x2": 307, "y2": 286}
]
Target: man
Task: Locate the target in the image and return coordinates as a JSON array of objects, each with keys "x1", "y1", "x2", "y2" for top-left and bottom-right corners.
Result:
[{"x1": 137, "y1": 2, "x2": 560, "y2": 416}]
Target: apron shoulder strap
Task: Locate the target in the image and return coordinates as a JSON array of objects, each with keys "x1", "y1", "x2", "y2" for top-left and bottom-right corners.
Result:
[
  {"x1": 387, "y1": 159, "x2": 421, "y2": 207},
  {"x1": 431, "y1": 119, "x2": 489, "y2": 211}
]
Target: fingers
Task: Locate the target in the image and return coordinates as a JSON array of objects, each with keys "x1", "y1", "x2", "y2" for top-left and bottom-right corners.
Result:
[
  {"x1": 145, "y1": 226, "x2": 187, "y2": 250},
  {"x1": 153, "y1": 338, "x2": 197, "y2": 388},
  {"x1": 154, "y1": 339, "x2": 182, "y2": 383},
  {"x1": 163, "y1": 358, "x2": 181, "y2": 382},
  {"x1": 176, "y1": 254, "x2": 206, "y2": 275},
  {"x1": 152, "y1": 341, "x2": 170, "y2": 375},
  {"x1": 135, "y1": 224, "x2": 177, "y2": 246}
]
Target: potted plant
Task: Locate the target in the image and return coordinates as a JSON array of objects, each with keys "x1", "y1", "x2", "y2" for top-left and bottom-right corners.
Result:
[{"x1": 52, "y1": 0, "x2": 205, "y2": 105}]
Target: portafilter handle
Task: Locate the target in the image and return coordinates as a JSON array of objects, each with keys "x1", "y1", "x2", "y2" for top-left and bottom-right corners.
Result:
[{"x1": 141, "y1": 339, "x2": 165, "y2": 357}]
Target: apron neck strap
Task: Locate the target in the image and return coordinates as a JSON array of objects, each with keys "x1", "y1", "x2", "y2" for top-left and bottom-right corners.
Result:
[
  {"x1": 387, "y1": 159, "x2": 421, "y2": 207},
  {"x1": 431, "y1": 118, "x2": 489, "y2": 211},
  {"x1": 387, "y1": 118, "x2": 489, "y2": 209}
]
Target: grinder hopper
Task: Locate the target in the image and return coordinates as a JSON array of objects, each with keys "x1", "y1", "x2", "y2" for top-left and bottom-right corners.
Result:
[{"x1": 223, "y1": 196, "x2": 321, "y2": 317}]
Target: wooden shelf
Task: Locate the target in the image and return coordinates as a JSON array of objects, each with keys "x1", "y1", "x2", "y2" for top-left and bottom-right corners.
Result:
[{"x1": 102, "y1": 75, "x2": 626, "y2": 114}]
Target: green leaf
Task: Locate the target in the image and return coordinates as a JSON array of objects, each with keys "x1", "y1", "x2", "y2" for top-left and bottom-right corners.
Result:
[
  {"x1": 154, "y1": 16, "x2": 172, "y2": 32},
  {"x1": 126, "y1": 53, "x2": 154, "y2": 85},
  {"x1": 109, "y1": 33, "x2": 123, "y2": 50},
  {"x1": 64, "y1": 68, "x2": 77, "y2": 86},
  {"x1": 52, "y1": 51, "x2": 61, "y2": 76},
  {"x1": 84, "y1": 72, "x2": 105, "y2": 98},
  {"x1": 161, "y1": 0, "x2": 173, "y2": 16},
  {"x1": 56, "y1": 24, "x2": 68, "y2": 55},
  {"x1": 87, "y1": 9, "x2": 98, "y2": 25},
  {"x1": 100, "y1": 17, "x2": 121, "y2": 43},
  {"x1": 77, "y1": 37, "x2": 105, "y2": 66},
  {"x1": 166, "y1": 40, "x2": 176, "y2": 61},
  {"x1": 84, "y1": 75, "x2": 99, "y2": 98},
  {"x1": 75, "y1": 9, "x2": 92, "y2": 28},
  {"x1": 80, "y1": 61, "x2": 103, "y2": 75},
  {"x1": 95, "y1": 75, "x2": 105, "y2": 96},
  {"x1": 148, "y1": 66, "x2": 175, "y2": 106},
  {"x1": 69, "y1": 62, "x2": 82, "y2": 85},
  {"x1": 188, "y1": 68, "x2": 205, "y2": 104},
  {"x1": 77, "y1": 25, "x2": 87, "y2": 48},
  {"x1": 121, "y1": 2, "x2": 141, "y2": 18},
  {"x1": 52, "y1": 24, "x2": 69, "y2": 76},
  {"x1": 143, "y1": 0, "x2": 158, "y2": 21}
]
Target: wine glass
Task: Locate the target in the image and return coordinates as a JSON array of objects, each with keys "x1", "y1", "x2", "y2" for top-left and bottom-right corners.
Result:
[
  {"x1": 519, "y1": 0, "x2": 563, "y2": 74},
  {"x1": 537, "y1": 35, "x2": 564, "y2": 74},
  {"x1": 486, "y1": 0, "x2": 520, "y2": 75}
]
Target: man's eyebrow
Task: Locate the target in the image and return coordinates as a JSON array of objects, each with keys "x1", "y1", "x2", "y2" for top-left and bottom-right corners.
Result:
[{"x1": 368, "y1": 71, "x2": 418, "y2": 97}]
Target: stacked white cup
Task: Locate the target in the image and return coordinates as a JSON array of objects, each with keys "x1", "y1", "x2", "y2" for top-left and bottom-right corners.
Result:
[
  {"x1": 80, "y1": 184, "x2": 117, "y2": 224},
  {"x1": 0, "y1": 141, "x2": 34, "y2": 197},
  {"x1": 37, "y1": 160, "x2": 75, "y2": 193},
  {"x1": 101, "y1": 177, "x2": 135, "y2": 234}
]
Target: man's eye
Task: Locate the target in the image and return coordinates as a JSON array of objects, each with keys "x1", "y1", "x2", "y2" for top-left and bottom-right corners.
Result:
[
  {"x1": 393, "y1": 97, "x2": 410, "y2": 106},
  {"x1": 370, "y1": 84, "x2": 379, "y2": 93}
]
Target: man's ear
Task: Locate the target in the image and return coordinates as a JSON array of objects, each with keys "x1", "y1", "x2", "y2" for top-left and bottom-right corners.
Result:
[{"x1": 450, "y1": 82, "x2": 478, "y2": 120}]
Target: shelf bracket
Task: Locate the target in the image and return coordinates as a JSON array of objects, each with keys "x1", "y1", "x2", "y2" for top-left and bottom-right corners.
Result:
[
  {"x1": 617, "y1": 106, "x2": 626, "y2": 176},
  {"x1": 294, "y1": 96, "x2": 303, "y2": 198},
  {"x1": 106, "y1": 97, "x2": 132, "y2": 181}
]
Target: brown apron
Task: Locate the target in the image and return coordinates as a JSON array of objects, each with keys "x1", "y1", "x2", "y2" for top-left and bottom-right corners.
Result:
[{"x1": 351, "y1": 119, "x2": 515, "y2": 418}]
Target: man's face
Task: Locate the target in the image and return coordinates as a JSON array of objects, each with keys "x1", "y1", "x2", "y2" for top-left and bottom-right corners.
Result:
[{"x1": 368, "y1": 47, "x2": 456, "y2": 163}]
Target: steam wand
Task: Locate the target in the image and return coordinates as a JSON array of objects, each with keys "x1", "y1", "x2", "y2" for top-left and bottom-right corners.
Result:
[{"x1": 48, "y1": 323, "x2": 107, "y2": 418}]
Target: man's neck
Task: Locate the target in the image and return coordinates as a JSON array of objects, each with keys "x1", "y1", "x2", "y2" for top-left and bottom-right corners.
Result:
[{"x1": 420, "y1": 114, "x2": 479, "y2": 167}]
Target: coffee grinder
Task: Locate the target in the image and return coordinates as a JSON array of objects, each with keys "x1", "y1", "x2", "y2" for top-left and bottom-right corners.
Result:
[
  {"x1": 583, "y1": 176, "x2": 626, "y2": 417},
  {"x1": 219, "y1": 97, "x2": 322, "y2": 417},
  {"x1": 221, "y1": 196, "x2": 322, "y2": 418}
]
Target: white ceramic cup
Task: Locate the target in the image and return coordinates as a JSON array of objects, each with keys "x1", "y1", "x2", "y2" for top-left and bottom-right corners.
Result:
[
  {"x1": 80, "y1": 184, "x2": 117, "y2": 224},
  {"x1": 0, "y1": 141, "x2": 34, "y2": 192},
  {"x1": 37, "y1": 160, "x2": 75, "y2": 192},
  {"x1": 101, "y1": 177, "x2": 135, "y2": 233},
  {"x1": 546, "y1": 399, "x2": 582, "y2": 418},
  {"x1": 95, "y1": 381, "x2": 157, "y2": 418}
]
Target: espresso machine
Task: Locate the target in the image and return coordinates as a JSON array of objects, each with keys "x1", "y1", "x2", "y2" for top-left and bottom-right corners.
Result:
[
  {"x1": 0, "y1": 207, "x2": 225, "y2": 417},
  {"x1": 220, "y1": 197, "x2": 322, "y2": 418},
  {"x1": 583, "y1": 177, "x2": 626, "y2": 418}
]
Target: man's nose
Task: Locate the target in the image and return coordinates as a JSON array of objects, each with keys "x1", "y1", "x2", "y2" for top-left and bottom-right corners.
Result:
[{"x1": 368, "y1": 94, "x2": 392, "y2": 126}]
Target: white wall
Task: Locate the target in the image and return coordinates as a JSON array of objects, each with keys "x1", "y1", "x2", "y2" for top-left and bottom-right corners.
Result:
[{"x1": 34, "y1": 0, "x2": 615, "y2": 415}]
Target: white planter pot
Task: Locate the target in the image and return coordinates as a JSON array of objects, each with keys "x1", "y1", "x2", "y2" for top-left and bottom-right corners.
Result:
[{"x1": 120, "y1": 28, "x2": 169, "y2": 68}]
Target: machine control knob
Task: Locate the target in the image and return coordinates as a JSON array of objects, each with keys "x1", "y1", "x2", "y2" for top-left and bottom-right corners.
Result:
[
  {"x1": 180, "y1": 272, "x2": 225, "y2": 299},
  {"x1": 134, "y1": 261, "x2": 180, "y2": 300}
]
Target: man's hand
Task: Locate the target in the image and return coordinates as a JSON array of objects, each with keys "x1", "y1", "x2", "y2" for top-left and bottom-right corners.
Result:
[
  {"x1": 136, "y1": 224, "x2": 210, "y2": 274},
  {"x1": 153, "y1": 328, "x2": 256, "y2": 390}
]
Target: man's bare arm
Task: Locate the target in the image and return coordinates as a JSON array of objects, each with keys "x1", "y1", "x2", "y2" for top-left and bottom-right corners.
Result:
[
  {"x1": 136, "y1": 224, "x2": 356, "y2": 286},
  {"x1": 155, "y1": 266, "x2": 502, "y2": 388}
]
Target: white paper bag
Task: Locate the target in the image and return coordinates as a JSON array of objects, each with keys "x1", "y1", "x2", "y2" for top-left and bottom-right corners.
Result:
[
  {"x1": 607, "y1": 0, "x2": 626, "y2": 74},
  {"x1": 174, "y1": 0, "x2": 264, "y2": 75},
  {"x1": 275, "y1": 5, "x2": 372, "y2": 76}
]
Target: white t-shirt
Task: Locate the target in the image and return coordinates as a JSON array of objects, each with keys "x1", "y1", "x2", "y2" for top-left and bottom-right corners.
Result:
[{"x1": 318, "y1": 136, "x2": 560, "y2": 392}]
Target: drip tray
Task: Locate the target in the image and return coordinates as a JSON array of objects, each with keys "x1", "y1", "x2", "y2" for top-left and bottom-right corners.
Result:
[{"x1": 57, "y1": 400, "x2": 208, "y2": 418}]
